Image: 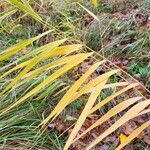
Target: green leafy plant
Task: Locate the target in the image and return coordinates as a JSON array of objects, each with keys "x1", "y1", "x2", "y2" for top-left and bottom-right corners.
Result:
[{"x1": 128, "y1": 61, "x2": 150, "y2": 89}]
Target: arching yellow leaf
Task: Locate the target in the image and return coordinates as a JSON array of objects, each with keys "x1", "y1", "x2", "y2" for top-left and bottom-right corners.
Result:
[
  {"x1": 39, "y1": 61, "x2": 103, "y2": 128},
  {"x1": 74, "y1": 97, "x2": 141, "y2": 142},
  {"x1": 86, "y1": 99, "x2": 150, "y2": 149},
  {"x1": 116, "y1": 120, "x2": 150, "y2": 150},
  {"x1": 0, "y1": 53, "x2": 92, "y2": 116},
  {"x1": 0, "y1": 30, "x2": 52, "y2": 61},
  {"x1": 64, "y1": 81, "x2": 107, "y2": 150},
  {"x1": 78, "y1": 3, "x2": 99, "y2": 21},
  {"x1": 90, "y1": 83, "x2": 139, "y2": 114}
]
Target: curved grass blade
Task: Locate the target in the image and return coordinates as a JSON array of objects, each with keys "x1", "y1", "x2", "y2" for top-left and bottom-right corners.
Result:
[
  {"x1": 138, "y1": 108, "x2": 150, "y2": 116},
  {"x1": 74, "y1": 97, "x2": 142, "y2": 143},
  {"x1": 116, "y1": 120, "x2": 150, "y2": 150},
  {"x1": 22, "y1": 53, "x2": 83, "y2": 80},
  {"x1": 0, "y1": 9, "x2": 16, "y2": 24},
  {"x1": 0, "y1": 39, "x2": 67, "y2": 96},
  {"x1": 71, "y1": 69, "x2": 119, "y2": 101},
  {"x1": 39, "y1": 61, "x2": 103, "y2": 128},
  {"x1": 90, "y1": 83, "x2": 139, "y2": 114},
  {"x1": 1, "y1": 44, "x2": 81, "y2": 71},
  {"x1": 64, "y1": 81, "x2": 107, "y2": 150},
  {"x1": 6, "y1": 0, "x2": 42, "y2": 22},
  {"x1": 15, "y1": 54, "x2": 86, "y2": 89},
  {"x1": 0, "y1": 44, "x2": 82, "y2": 80},
  {"x1": 0, "y1": 53, "x2": 92, "y2": 116},
  {"x1": 78, "y1": 3, "x2": 99, "y2": 21},
  {"x1": 0, "y1": 30, "x2": 52, "y2": 61},
  {"x1": 86, "y1": 99, "x2": 150, "y2": 149},
  {"x1": 87, "y1": 82, "x2": 129, "y2": 92}
]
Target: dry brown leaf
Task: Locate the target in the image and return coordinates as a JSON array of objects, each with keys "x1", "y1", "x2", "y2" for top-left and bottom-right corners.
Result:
[
  {"x1": 83, "y1": 14, "x2": 94, "y2": 26},
  {"x1": 143, "y1": 135, "x2": 150, "y2": 145},
  {"x1": 122, "y1": 121, "x2": 137, "y2": 135},
  {"x1": 55, "y1": 120, "x2": 66, "y2": 133},
  {"x1": 104, "y1": 135, "x2": 119, "y2": 146},
  {"x1": 96, "y1": 144, "x2": 109, "y2": 150},
  {"x1": 133, "y1": 114, "x2": 149, "y2": 124},
  {"x1": 72, "y1": 144, "x2": 85, "y2": 150}
]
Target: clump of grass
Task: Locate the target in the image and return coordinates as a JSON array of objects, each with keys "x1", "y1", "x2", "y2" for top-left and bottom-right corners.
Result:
[
  {"x1": 127, "y1": 60, "x2": 150, "y2": 90},
  {"x1": 84, "y1": 12, "x2": 150, "y2": 59},
  {"x1": 77, "y1": 0, "x2": 148, "y2": 63},
  {"x1": 0, "y1": 79, "x2": 64, "y2": 149}
]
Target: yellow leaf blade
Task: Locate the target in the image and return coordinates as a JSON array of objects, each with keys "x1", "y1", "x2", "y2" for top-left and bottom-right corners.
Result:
[
  {"x1": 74, "y1": 97, "x2": 142, "y2": 142},
  {"x1": 86, "y1": 99, "x2": 150, "y2": 149},
  {"x1": 0, "y1": 61, "x2": 30, "y2": 80},
  {"x1": 6, "y1": 0, "x2": 42, "y2": 22},
  {"x1": 78, "y1": 3, "x2": 99, "y2": 21},
  {"x1": 90, "y1": 83, "x2": 139, "y2": 114},
  {"x1": 0, "y1": 30, "x2": 52, "y2": 61},
  {"x1": 64, "y1": 81, "x2": 107, "y2": 150},
  {"x1": 138, "y1": 108, "x2": 150, "y2": 116},
  {"x1": 39, "y1": 61, "x2": 102, "y2": 128},
  {"x1": 72, "y1": 69, "x2": 119, "y2": 101},
  {"x1": 87, "y1": 82, "x2": 129, "y2": 93},
  {"x1": 0, "y1": 39, "x2": 67, "y2": 96},
  {"x1": 16, "y1": 54, "x2": 86, "y2": 88},
  {"x1": 0, "y1": 44, "x2": 82, "y2": 81},
  {"x1": 0, "y1": 53, "x2": 92, "y2": 116},
  {"x1": 116, "y1": 120, "x2": 150, "y2": 150}
]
